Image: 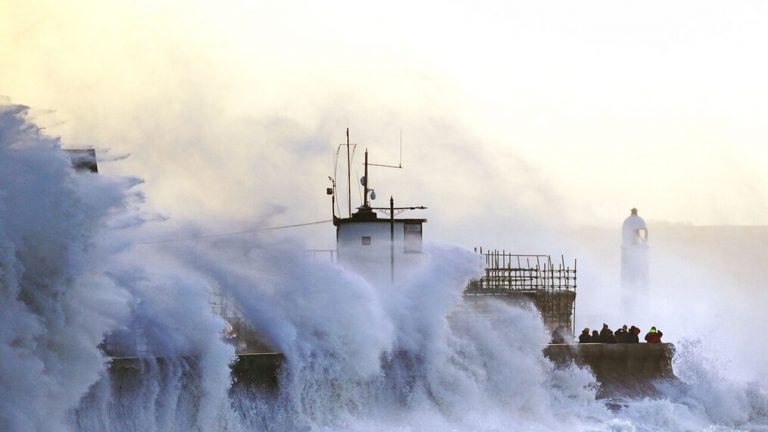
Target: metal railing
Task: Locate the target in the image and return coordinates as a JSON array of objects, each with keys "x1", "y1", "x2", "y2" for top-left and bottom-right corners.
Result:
[{"x1": 466, "y1": 249, "x2": 576, "y2": 294}]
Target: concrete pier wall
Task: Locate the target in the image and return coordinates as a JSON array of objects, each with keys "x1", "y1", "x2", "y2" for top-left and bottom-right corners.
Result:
[
  {"x1": 110, "y1": 353, "x2": 285, "y2": 392},
  {"x1": 230, "y1": 353, "x2": 284, "y2": 390},
  {"x1": 108, "y1": 344, "x2": 675, "y2": 399},
  {"x1": 544, "y1": 343, "x2": 676, "y2": 397}
]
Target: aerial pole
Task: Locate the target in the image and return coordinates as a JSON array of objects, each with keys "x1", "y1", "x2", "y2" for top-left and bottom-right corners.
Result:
[
  {"x1": 390, "y1": 196, "x2": 395, "y2": 284},
  {"x1": 346, "y1": 128, "x2": 352, "y2": 217},
  {"x1": 363, "y1": 149, "x2": 369, "y2": 208}
]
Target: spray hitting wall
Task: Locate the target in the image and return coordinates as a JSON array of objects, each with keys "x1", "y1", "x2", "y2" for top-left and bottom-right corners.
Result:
[
  {"x1": 0, "y1": 103, "x2": 235, "y2": 431},
  {"x1": 0, "y1": 104, "x2": 127, "y2": 431},
  {"x1": 3, "y1": 102, "x2": 768, "y2": 431}
]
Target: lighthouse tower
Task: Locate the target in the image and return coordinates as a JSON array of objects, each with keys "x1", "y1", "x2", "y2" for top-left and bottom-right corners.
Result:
[{"x1": 621, "y1": 208, "x2": 649, "y2": 291}]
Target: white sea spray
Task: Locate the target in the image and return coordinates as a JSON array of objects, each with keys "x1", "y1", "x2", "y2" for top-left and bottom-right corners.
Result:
[{"x1": 2, "y1": 102, "x2": 768, "y2": 431}]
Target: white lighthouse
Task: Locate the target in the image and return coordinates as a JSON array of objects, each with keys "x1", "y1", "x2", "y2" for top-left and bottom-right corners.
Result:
[{"x1": 621, "y1": 208, "x2": 649, "y2": 290}]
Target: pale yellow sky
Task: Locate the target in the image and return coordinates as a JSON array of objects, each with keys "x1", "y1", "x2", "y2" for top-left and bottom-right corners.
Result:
[{"x1": 2, "y1": 0, "x2": 768, "y2": 247}]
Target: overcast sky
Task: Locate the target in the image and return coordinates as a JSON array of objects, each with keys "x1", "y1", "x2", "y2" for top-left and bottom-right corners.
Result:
[{"x1": 2, "y1": 0, "x2": 768, "y2": 249}]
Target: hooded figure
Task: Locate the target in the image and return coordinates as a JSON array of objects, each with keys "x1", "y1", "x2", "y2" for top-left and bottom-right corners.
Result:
[
  {"x1": 599, "y1": 323, "x2": 617, "y2": 343},
  {"x1": 591, "y1": 330, "x2": 600, "y2": 341},
  {"x1": 579, "y1": 328, "x2": 591, "y2": 343},
  {"x1": 615, "y1": 324, "x2": 629, "y2": 343},
  {"x1": 644, "y1": 326, "x2": 663, "y2": 343},
  {"x1": 627, "y1": 325, "x2": 640, "y2": 343}
]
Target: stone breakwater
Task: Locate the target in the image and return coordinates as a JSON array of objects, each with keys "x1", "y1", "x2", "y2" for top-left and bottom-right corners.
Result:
[
  {"x1": 544, "y1": 343, "x2": 677, "y2": 397},
  {"x1": 108, "y1": 344, "x2": 675, "y2": 399}
]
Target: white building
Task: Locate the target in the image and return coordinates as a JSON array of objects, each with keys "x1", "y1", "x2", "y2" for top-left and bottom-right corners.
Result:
[{"x1": 335, "y1": 205, "x2": 426, "y2": 285}]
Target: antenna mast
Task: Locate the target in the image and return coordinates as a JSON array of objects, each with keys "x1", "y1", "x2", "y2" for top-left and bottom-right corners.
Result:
[
  {"x1": 363, "y1": 149, "x2": 370, "y2": 208},
  {"x1": 346, "y1": 128, "x2": 352, "y2": 217},
  {"x1": 368, "y1": 130, "x2": 405, "y2": 168}
]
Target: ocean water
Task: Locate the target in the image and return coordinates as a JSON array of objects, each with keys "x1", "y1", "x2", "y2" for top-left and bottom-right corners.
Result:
[{"x1": 2, "y1": 103, "x2": 768, "y2": 432}]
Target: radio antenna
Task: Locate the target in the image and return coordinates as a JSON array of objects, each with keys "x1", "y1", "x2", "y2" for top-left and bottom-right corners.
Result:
[
  {"x1": 368, "y1": 129, "x2": 405, "y2": 169},
  {"x1": 346, "y1": 128, "x2": 352, "y2": 216}
]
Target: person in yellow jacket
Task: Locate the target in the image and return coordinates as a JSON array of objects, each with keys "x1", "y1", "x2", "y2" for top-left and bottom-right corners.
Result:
[{"x1": 644, "y1": 326, "x2": 663, "y2": 343}]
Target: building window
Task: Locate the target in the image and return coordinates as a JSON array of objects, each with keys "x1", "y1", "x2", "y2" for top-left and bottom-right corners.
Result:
[
  {"x1": 362, "y1": 236, "x2": 371, "y2": 245},
  {"x1": 404, "y1": 223, "x2": 422, "y2": 253}
]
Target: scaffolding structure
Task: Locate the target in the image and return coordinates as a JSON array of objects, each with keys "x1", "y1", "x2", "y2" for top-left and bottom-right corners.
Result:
[{"x1": 465, "y1": 248, "x2": 577, "y2": 335}]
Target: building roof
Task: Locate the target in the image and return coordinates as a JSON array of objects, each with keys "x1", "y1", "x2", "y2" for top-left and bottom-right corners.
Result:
[{"x1": 334, "y1": 216, "x2": 427, "y2": 226}]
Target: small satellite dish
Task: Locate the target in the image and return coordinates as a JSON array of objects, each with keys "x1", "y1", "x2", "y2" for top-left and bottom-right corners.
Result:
[{"x1": 370, "y1": 190, "x2": 376, "y2": 200}]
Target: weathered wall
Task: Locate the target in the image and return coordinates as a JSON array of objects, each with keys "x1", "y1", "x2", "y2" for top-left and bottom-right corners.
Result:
[
  {"x1": 110, "y1": 354, "x2": 284, "y2": 392},
  {"x1": 108, "y1": 344, "x2": 675, "y2": 399},
  {"x1": 463, "y1": 292, "x2": 576, "y2": 335},
  {"x1": 230, "y1": 353, "x2": 284, "y2": 390},
  {"x1": 544, "y1": 343, "x2": 677, "y2": 397}
]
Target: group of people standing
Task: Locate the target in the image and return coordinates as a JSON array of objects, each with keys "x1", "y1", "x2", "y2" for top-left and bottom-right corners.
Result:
[{"x1": 578, "y1": 323, "x2": 664, "y2": 344}]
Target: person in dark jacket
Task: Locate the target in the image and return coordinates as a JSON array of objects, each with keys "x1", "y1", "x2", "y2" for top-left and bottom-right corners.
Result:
[
  {"x1": 615, "y1": 324, "x2": 629, "y2": 343},
  {"x1": 591, "y1": 330, "x2": 600, "y2": 341},
  {"x1": 578, "y1": 328, "x2": 591, "y2": 343},
  {"x1": 599, "y1": 323, "x2": 617, "y2": 343},
  {"x1": 627, "y1": 326, "x2": 640, "y2": 343},
  {"x1": 644, "y1": 326, "x2": 663, "y2": 343}
]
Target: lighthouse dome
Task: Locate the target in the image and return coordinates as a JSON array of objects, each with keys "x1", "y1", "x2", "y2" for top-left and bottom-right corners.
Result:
[{"x1": 622, "y1": 208, "x2": 648, "y2": 247}]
